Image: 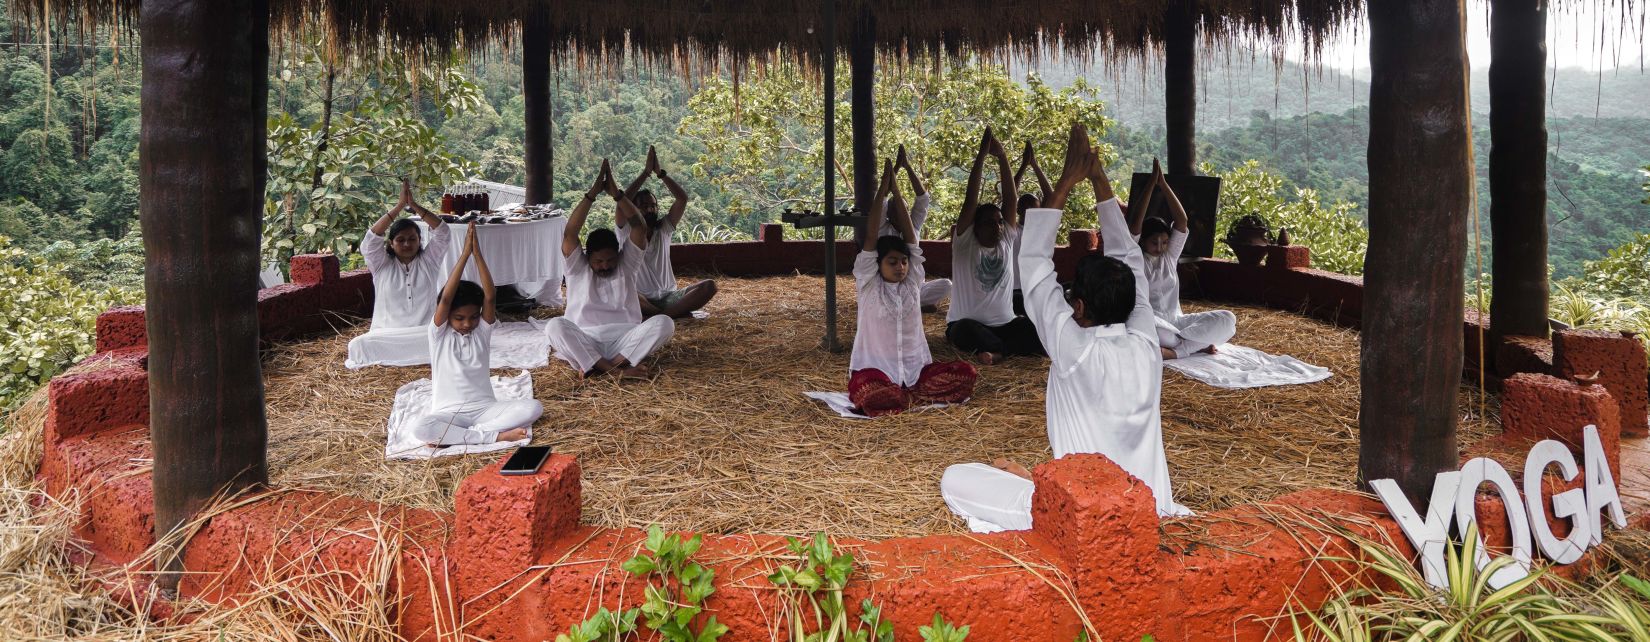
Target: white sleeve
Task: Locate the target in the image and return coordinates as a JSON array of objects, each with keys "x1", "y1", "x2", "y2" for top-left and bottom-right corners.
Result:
[
  {"x1": 910, "y1": 194, "x2": 931, "y2": 239},
  {"x1": 1167, "y1": 228, "x2": 1189, "y2": 262},
  {"x1": 423, "y1": 223, "x2": 452, "y2": 265},
  {"x1": 1018, "y1": 208, "x2": 1086, "y2": 373},
  {"x1": 853, "y1": 250, "x2": 879, "y2": 288},
  {"x1": 361, "y1": 228, "x2": 392, "y2": 273},
  {"x1": 1095, "y1": 198, "x2": 1158, "y2": 342},
  {"x1": 906, "y1": 243, "x2": 926, "y2": 284}
]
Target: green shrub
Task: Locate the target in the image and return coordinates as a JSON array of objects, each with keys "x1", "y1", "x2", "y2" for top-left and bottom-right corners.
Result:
[
  {"x1": 0, "y1": 235, "x2": 139, "y2": 413},
  {"x1": 1207, "y1": 160, "x2": 1370, "y2": 276}
]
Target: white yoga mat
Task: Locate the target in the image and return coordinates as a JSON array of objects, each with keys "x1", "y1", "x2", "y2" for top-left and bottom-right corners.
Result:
[
  {"x1": 804, "y1": 391, "x2": 959, "y2": 419},
  {"x1": 1163, "y1": 344, "x2": 1332, "y2": 389},
  {"x1": 384, "y1": 371, "x2": 535, "y2": 460}
]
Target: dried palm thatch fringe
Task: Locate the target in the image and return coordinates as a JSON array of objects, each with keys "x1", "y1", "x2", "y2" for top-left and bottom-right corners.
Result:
[{"x1": 257, "y1": 275, "x2": 1501, "y2": 540}]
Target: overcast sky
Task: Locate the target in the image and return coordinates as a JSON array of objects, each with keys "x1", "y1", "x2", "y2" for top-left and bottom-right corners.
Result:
[{"x1": 1284, "y1": 3, "x2": 1646, "y2": 72}]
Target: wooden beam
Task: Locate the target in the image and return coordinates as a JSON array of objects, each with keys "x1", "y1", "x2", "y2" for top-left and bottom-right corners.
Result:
[
  {"x1": 1164, "y1": 0, "x2": 1197, "y2": 176},
  {"x1": 141, "y1": 0, "x2": 270, "y2": 586},
  {"x1": 819, "y1": 0, "x2": 843, "y2": 352},
  {"x1": 850, "y1": 6, "x2": 877, "y2": 218},
  {"x1": 1360, "y1": 0, "x2": 1471, "y2": 504},
  {"x1": 1489, "y1": 0, "x2": 1550, "y2": 339},
  {"x1": 523, "y1": 7, "x2": 553, "y2": 205}
]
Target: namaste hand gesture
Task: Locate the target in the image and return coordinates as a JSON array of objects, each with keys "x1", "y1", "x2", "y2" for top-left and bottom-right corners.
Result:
[
  {"x1": 397, "y1": 178, "x2": 414, "y2": 210},
  {"x1": 586, "y1": 161, "x2": 610, "y2": 201},
  {"x1": 895, "y1": 144, "x2": 911, "y2": 171},
  {"x1": 463, "y1": 221, "x2": 479, "y2": 255},
  {"x1": 646, "y1": 146, "x2": 661, "y2": 176}
]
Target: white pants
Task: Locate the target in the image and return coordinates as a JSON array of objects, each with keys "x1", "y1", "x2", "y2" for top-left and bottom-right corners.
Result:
[
  {"x1": 921, "y1": 279, "x2": 952, "y2": 308},
  {"x1": 346, "y1": 326, "x2": 431, "y2": 369},
  {"x1": 940, "y1": 463, "x2": 1035, "y2": 533},
  {"x1": 412, "y1": 399, "x2": 544, "y2": 446},
  {"x1": 1157, "y1": 310, "x2": 1237, "y2": 359},
  {"x1": 545, "y1": 316, "x2": 675, "y2": 373}
]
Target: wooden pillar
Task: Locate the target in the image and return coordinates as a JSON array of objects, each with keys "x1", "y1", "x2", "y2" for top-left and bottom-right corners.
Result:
[
  {"x1": 523, "y1": 8, "x2": 553, "y2": 205},
  {"x1": 850, "y1": 6, "x2": 876, "y2": 217},
  {"x1": 1360, "y1": 0, "x2": 1471, "y2": 503},
  {"x1": 1164, "y1": 0, "x2": 1197, "y2": 176},
  {"x1": 1489, "y1": 0, "x2": 1549, "y2": 339},
  {"x1": 820, "y1": 0, "x2": 843, "y2": 352},
  {"x1": 141, "y1": 0, "x2": 270, "y2": 582}
]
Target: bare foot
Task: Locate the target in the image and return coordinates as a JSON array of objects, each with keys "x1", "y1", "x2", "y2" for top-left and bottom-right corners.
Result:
[
  {"x1": 1198, "y1": 345, "x2": 1218, "y2": 355},
  {"x1": 1161, "y1": 347, "x2": 1177, "y2": 360},
  {"x1": 591, "y1": 357, "x2": 618, "y2": 375},
  {"x1": 993, "y1": 458, "x2": 1033, "y2": 480},
  {"x1": 497, "y1": 427, "x2": 528, "y2": 442},
  {"x1": 979, "y1": 352, "x2": 1001, "y2": 365},
  {"x1": 618, "y1": 364, "x2": 653, "y2": 380}
]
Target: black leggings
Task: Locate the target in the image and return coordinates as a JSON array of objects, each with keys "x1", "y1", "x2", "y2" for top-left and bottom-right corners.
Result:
[{"x1": 946, "y1": 316, "x2": 1046, "y2": 357}]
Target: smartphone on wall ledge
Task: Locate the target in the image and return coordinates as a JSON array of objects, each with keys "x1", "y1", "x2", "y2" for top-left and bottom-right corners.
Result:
[{"x1": 499, "y1": 445, "x2": 553, "y2": 476}]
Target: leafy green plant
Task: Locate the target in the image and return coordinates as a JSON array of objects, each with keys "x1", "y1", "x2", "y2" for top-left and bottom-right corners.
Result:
[
  {"x1": 767, "y1": 533, "x2": 893, "y2": 642},
  {"x1": 1207, "y1": 160, "x2": 1369, "y2": 276},
  {"x1": 1291, "y1": 523, "x2": 1649, "y2": 641},
  {"x1": 556, "y1": 607, "x2": 640, "y2": 642},
  {"x1": 0, "y1": 235, "x2": 139, "y2": 413},
  {"x1": 621, "y1": 525, "x2": 729, "y2": 642},
  {"x1": 917, "y1": 613, "x2": 969, "y2": 642}
]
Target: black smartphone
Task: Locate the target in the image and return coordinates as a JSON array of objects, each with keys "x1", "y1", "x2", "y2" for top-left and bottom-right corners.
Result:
[{"x1": 499, "y1": 445, "x2": 553, "y2": 476}]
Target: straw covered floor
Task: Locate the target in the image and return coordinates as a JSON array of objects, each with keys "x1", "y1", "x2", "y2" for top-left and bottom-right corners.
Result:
[{"x1": 259, "y1": 275, "x2": 1500, "y2": 540}]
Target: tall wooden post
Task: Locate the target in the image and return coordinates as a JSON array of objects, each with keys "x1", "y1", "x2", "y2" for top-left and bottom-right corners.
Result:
[
  {"x1": 820, "y1": 0, "x2": 843, "y2": 352},
  {"x1": 1164, "y1": 0, "x2": 1197, "y2": 176},
  {"x1": 523, "y1": 7, "x2": 553, "y2": 205},
  {"x1": 142, "y1": 0, "x2": 270, "y2": 583},
  {"x1": 850, "y1": 6, "x2": 877, "y2": 218},
  {"x1": 1489, "y1": 0, "x2": 1549, "y2": 340},
  {"x1": 1361, "y1": 0, "x2": 1471, "y2": 503}
]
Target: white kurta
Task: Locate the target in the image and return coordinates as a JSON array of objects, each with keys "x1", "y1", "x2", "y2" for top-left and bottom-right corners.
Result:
[
  {"x1": 347, "y1": 223, "x2": 452, "y2": 369},
  {"x1": 948, "y1": 224, "x2": 1020, "y2": 326},
  {"x1": 429, "y1": 318, "x2": 498, "y2": 413},
  {"x1": 877, "y1": 194, "x2": 952, "y2": 309},
  {"x1": 618, "y1": 219, "x2": 679, "y2": 299},
  {"x1": 1026, "y1": 200, "x2": 1188, "y2": 516},
  {"x1": 549, "y1": 237, "x2": 675, "y2": 372},
  {"x1": 1131, "y1": 227, "x2": 1235, "y2": 358},
  {"x1": 849, "y1": 244, "x2": 930, "y2": 387}
]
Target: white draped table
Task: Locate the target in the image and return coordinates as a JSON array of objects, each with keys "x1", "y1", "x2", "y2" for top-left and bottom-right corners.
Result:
[{"x1": 418, "y1": 216, "x2": 567, "y2": 307}]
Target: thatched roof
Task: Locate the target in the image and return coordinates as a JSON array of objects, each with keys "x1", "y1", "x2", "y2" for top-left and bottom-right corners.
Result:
[{"x1": 13, "y1": 0, "x2": 1364, "y2": 65}]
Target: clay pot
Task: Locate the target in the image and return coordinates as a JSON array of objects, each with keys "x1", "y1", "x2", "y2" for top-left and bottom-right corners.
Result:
[
  {"x1": 1224, "y1": 214, "x2": 1274, "y2": 266},
  {"x1": 1231, "y1": 244, "x2": 1268, "y2": 267}
]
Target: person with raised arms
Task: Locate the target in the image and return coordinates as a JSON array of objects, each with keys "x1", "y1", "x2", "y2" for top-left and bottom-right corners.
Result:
[
  {"x1": 409, "y1": 222, "x2": 543, "y2": 448},
  {"x1": 848, "y1": 160, "x2": 977, "y2": 417},
  {"x1": 545, "y1": 160, "x2": 676, "y2": 379},
  {"x1": 1011, "y1": 141, "x2": 1053, "y2": 317},
  {"x1": 346, "y1": 179, "x2": 451, "y2": 369},
  {"x1": 621, "y1": 146, "x2": 719, "y2": 319},
  {"x1": 876, "y1": 145, "x2": 952, "y2": 313},
  {"x1": 946, "y1": 128, "x2": 1044, "y2": 365},
  {"x1": 1126, "y1": 159, "x2": 1237, "y2": 360},
  {"x1": 940, "y1": 124, "x2": 1190, "y2": 532}
]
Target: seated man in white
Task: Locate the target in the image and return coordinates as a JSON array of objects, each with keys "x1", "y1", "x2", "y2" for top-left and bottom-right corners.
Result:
[
  {"x1": 545, "y1": 160, "x2": 676, "y2": 379},
  {"x1": 411, "y1": 222, "x2": 543, "y2": 447},
  {"x1": 347, "y1": 179, "x2": 450, "y2": 369},
  {"x1": 877, "y1": 146, "x2": 952, "y2": 313},
  {"x1": 1127, "y1": 159, "x2": 1237, "y2": 359},
  {"x1": 941, "y1": 125, "x2": 1191, "y2": 532},
  {"x1": 946, "y1": 127, "x2": 1044, "y2": 365},
  {"x1": 622, "y1": 146, "x2": 719, "y2": 319}
]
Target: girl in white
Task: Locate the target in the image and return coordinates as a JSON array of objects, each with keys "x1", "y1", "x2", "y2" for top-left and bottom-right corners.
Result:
[
  {"x1": 1127, "y1": 159, "x2": 1237, "y2": 360},
  {"x1": 876, "y1": 146, "x2": 952, "y2": 312},
  {"x1": 412, "y1": 223, "x2": 544, "y2": 448},
  {"x1": 941, "y1": 125, "x2": 1190, "y2": 532},
  {"x1": 849, "y1": 160, "x2": 976, "y2": 417},
  {"x1": 545, "y1": 160, "x2": 676, "y2": 379},
  {"x1": 346, "y1": 180, "x2": 451, "y2": 369}
]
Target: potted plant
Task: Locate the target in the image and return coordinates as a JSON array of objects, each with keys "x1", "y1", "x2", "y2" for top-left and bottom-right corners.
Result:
[{"x1": 1224, "y1": 213, "x2": 1273, "y2": 266}]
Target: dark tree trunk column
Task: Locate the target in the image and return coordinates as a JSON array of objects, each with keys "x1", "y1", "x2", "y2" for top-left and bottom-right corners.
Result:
[
  {"x1": 1164, "y1": 0, "x2": 1197, "y2": 176},
  {"x1": 850, "y1": 7, "x2": 876, "y2": 217},
  {"x1": 141, "y1": 0, "x2": 270, "y2": 581},
  {"x1": 523, "y1": 8, "x2": 553, "y2": 205},
  {"x1": 1361, "y1": 1, "x2": 1470, "y2": 503},
  {"x1": 1489, "y1": 0, "x2": 1549, "y2": 339},
  {"x1": 820, "y1": 0, "x2": 843, "y2": 352}
]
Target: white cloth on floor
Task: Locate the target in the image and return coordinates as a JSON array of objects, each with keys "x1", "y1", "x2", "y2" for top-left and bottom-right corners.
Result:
[
  {"x1": 941, "y1": 463, "x2": 1034, "y2": 533},
  {"x1": 385, "y1": 371, "x2": 538, "y2": 460},
  {"x1": 1155, "y1": 310, "x2": 1238, "y2": 360},
  {"x1": 803, "y1": 391, "x2": 954, "y2": 419},
  {"x1": 921, "y1": 279, "x2": 952, "y2": 308},
  {"x1": 1164, "y1": 344, "x2": 1332, "y2": 389},
  {"x1": 545, "y1": 316, "x2": 675, "y2": 373},
  {"x1": 346, "y1": 319, "x2": 551, "y2": 370},
  {"x1": 1024, "y1": 199, "x2": 1190, "y2": 517},
  {"x1": 362, "y1": 222, "x2": 451, "y2": 329},
  {"x1": 618, "y1": 218, "x2": 678, "y2": 299},
  {"x1": 416, "y1": 217, "x2": 566, "y2": 288},
  {"x1": 948, "y1": 223, "x2": 1020, "y2": 327},
  {"x1": 849, "y1": 245, "x2": 930, "y2": 387}
]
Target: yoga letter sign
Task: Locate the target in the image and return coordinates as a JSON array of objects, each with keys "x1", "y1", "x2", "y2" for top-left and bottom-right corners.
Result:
[{"x1": 1372, "y1": 425, "x2": 1626, "y2": 590}]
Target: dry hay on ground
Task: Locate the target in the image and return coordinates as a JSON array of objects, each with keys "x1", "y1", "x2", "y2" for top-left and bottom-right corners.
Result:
[{"x1": 262, "y1": 275, "x2": 1501, "y2": 540}]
